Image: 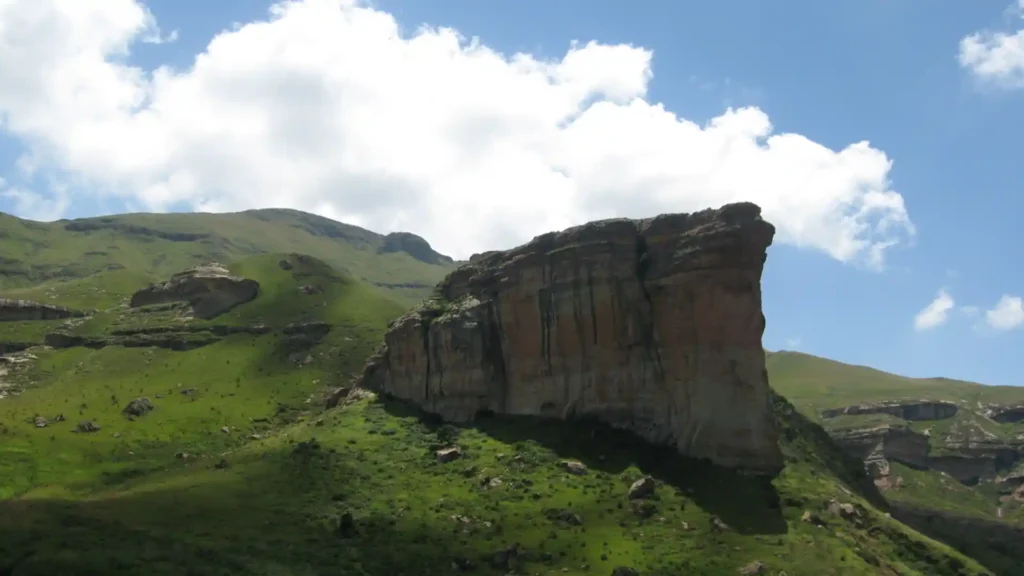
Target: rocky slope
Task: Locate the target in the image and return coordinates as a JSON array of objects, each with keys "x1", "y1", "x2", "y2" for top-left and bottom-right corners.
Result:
[{"x1": 357, "y1": 202, "x2": 783, "y2": 475}]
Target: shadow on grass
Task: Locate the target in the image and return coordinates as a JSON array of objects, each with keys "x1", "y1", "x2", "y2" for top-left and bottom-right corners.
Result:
[
  {"x1": 891, "y1": 503, "x2": 1024, "y2": 576},
  {"x1": 379, "y1": 397, "x2": 788, "y2": 536},
  {"x1": 0, "y1": 446, "x2": 472, "y2": 576}
]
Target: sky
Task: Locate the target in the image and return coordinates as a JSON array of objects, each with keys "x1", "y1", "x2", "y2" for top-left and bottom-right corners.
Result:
[{"x1": 0, "y1": 0, "x2": 1023, "y2": 386}]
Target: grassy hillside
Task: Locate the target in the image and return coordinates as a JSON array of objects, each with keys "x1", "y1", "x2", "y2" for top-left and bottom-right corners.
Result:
[
  {"x1": 766, "y1": 351, "x2": 1024, "y2": 412},
  {"x1": 768, "y1": 350, "x2": 1024, "y2": 572},
  {"x1": 0, "y1": 208, "x2": 456, "y2": 307},
  {"x1": 0, "y1": 257, "x2": 995, "y2": 575}
]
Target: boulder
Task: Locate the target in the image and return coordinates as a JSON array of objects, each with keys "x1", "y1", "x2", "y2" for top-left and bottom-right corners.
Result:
[
  {"x1": 122, "y1": 397, "x2": 154, "y2": 418},
  {"x1": 129, "y1": 263, "x2": 259, "y2": 319},
  {"x1": 355, "y1": 202, "x2": 783, "y2": 475}
]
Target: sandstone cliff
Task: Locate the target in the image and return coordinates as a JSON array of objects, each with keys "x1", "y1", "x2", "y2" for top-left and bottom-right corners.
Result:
[
  {"x1": 129, "y1": 263, "x2": 259, "y2": 319},
  {"x1": 357, "y1": 202, "x2": 783, "y2": 475},
  {"x1": 0, "y1": 298, "x2": 88, "y2": 322}
]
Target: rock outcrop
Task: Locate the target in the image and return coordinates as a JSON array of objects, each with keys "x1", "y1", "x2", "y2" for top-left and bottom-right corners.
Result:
[
  {"x1": 129, "y1": 263, "x2": 259, "y2": 319},
  {"x1": 827, "y1": 418, "x2": 1024, "y2": 485},
  {"x1": 982, "y1": 404, "x2": 1024, "y2": 424},
  {"x1": 357, "y1": 202, "x2": 783, "y2": 475},
  {"x1": 378, "y1": 232, "x2": 453, "y2": 265},
  {"x1": 829, "y1": 424, "x2": 931, "y2": 473},
  {"x1": 0, "y1": 298, "x2": 88, "y2": 322},
  {"x1": 821, "y1": 400, "x2": 958, "y2": 421}
]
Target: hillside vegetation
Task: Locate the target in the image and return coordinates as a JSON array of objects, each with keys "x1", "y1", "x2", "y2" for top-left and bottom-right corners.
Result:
[
  {"x1": 768, "y1": 350, "x2": 1024, "y2": 574},
  {"x1": 0, "y1": 208, "x2": 455, "y2": 307},
  {"x1": 0, "y1": 242, "x2": 997, "y2": 574}
]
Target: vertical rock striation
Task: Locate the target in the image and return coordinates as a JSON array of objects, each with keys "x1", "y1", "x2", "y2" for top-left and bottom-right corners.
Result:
[{"x1": 358, "y1": 202, "x2": 783, "y2": 475}]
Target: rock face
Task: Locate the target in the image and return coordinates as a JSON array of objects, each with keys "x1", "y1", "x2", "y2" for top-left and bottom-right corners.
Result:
[
  {"x1": 827, "y1": 418, "x2": 1024, "y2": 485},
  {"x1": 983, "y1": 404, "x2": 1024, "y2": 424},
  {"x1": 377, "y1": 232, "x2": 453, "y2": 265},
  {"x1": 129, "y1": 263, "x2": 259, "y2": 319},
  {"x1": 357, "y1": 202, "x2": 783, "y2": 475},
  {"x1": 821, "y1": 400, "x2": 958, "y2": 421},
  {"x1": 830, "y1": 424, "x2": 931, "y2": 473},
  {"x1": 0, "y1": 298, "x2": 88, "y2": 322}
]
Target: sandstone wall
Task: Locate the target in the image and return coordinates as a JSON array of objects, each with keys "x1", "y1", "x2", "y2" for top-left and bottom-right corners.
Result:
[
  {"x1": 358, "y1": 202, "x2": 783, "y2": 475},
  {"x1": 0, "y1": 298, "x2": 88, "y2": 322}
]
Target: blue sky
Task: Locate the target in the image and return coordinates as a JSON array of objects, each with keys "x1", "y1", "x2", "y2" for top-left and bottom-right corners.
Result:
[{"x1": 1, "y1": 0, "x2": 1023, "y2": 386}]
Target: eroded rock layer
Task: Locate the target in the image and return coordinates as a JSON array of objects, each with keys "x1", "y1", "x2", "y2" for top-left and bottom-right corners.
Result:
[
  {"x1": 358, "y1": 202, "x2": 783, "y2": 475},
  {"x1": 129, "y1": 263, "x2": 259, "y2": 319},
  {"x1": 0, "y1": 298, "x2": 88, "y2": 322}
]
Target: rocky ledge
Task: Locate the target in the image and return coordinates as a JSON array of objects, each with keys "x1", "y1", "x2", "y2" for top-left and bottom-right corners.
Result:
[
  {"x1": 828, "y1": 420, "x2": 1024, "y2": 486},
  {"x1": 821, "y1": 400, "x2": 959, "y2": 421},
  {"x1": 356, "y1": 202, "x2": 783, "y2": 475},
  {"x1": 0, "y1": 298, "x2": 90, "y2": 322},
  {"x1": 130, "y1": 263, "x2": 259, "y2": 319}
]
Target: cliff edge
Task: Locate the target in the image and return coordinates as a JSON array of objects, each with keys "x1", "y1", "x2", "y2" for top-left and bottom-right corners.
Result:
[{"x1": 357, "y1": 202, "x2": 783, "y2": 475}]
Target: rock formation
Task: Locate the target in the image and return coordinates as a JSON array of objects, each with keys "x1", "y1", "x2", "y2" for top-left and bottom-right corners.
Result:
[
  {"x1": 129, "y1": 263, "x2": 259, "y2": 319},
  {"x1": 378, "y1": 232, "x2": 454, "y2": 265},
  {"x1": 982, "y1": 404, "x2": 1024, "y2": 424},
  {"x1": 356, "y1": 202, "x2": 783, "y2": 475},
  {"x1": 826, "y1": 417, "x2": 1024, "y2": 485},
  {"x1": 821, "y1": 400, "x2": 958, "y2": 421},
  {"x1": 0, "y1": 298, "x2": 88, "y2": 322}
]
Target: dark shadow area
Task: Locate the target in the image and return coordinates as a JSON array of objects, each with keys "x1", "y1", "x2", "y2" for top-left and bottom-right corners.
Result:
[
  {"x1": 0, "y1": 445, "x2": 473, "y2": 576},
  {"x1": 380, "y1": 396, "x2": 788, "y2": 536},
  {"x1": 891, "y1": 504, "x2": 1024, "y2": 576}
]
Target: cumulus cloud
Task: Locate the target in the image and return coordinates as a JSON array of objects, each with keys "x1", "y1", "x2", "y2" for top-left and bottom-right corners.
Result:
[
  {"x1": 0, "y1": 178, "x2": 69, "y2": 222},
  {"x1": 959, "y1": 0, "x2": 1024, "y2": 87},
  {"x1": 914, "y1": 289, "x2": 955, "y2": 331},
  {"x1": 0, "y1": 0, "x2": 915, "y2": 262},
  {"x1": 985, "y1": 295, "x2": 1024, "y2": 331}
]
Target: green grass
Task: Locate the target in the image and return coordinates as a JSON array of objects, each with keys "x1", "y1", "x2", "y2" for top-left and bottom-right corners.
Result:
[
  {"x1": 0, "y1": 257, "x2": 1012, "y2": 575},
  {"x1": 0, "y1": 383, "x2": 991, "y2": 575},
  {"x1": 0, "y1": 208, "x2": 455, "y2": 308}
]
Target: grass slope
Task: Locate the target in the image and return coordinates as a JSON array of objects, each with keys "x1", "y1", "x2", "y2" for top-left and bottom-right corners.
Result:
[
  {"x1": 768, "y1": 350, "x2": 1024, "y2": 571},
  {"x1": 0, "y1": 208, "x2": 456, "y2": 307},
  {"x1": 0, "y1": 268, "x2": 995, "y2": 575}
]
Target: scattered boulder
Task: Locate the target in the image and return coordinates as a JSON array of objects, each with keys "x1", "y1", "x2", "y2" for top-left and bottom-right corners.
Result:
[
  {"x1": 489, "y1": 544, "x2": 520, "y2": 571},
  {"x1": 129, "y1": 263, "x2": 260, "y2": 319},
  {"x1": 436, "y1": 446, "x2": 462, "y2": 463},
  {"x1": 800, "y1": 510, "x2": 825, "y2": 527},
  {"x1": 33, "y1": 416, "x2": 47, "y2": 428},
  {"x1": 710, "y1": 516, "x2": 730, "y2": 532},
  {"x1": 278, "y1": 259, "x2": 294, "y2": 271},
  {"x1": 338, "y1": 511, "x2": 356, "y2": 538},
  {"x1": 544, "y1": 508, "x2": 583, "y2": 526},
  {"x1": 628, "y1": 476, "x2": 656, "y2": 500},
  {"x1": 560, "y1": 460, "x2": 588, "y2": 475},
  {"x1": 122, "y1": 397, "x2": 154, "y2": 418},
  {"x1": 612, "y1": 568, "x2": 640, "y2": 576},
  {"x1": 298, "y1": 285, "x2": 322, "y2": 295},
  {"x1": 738, "y1": 560, "x2": 767, "y2": 575},
  {"x1": 74, "y1": 420, "x2": 101, "y2": 433}
]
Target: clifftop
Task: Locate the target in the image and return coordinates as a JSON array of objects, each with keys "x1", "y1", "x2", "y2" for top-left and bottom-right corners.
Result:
[{"x1": 358, "y1": 202, "x2": 783, "y2": 475}]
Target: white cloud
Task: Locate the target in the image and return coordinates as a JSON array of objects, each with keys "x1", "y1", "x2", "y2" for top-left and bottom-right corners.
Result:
[
  {"x1": 0, "y1": 0, "x2": 915, "y2": 262},
  {"x1": 958, "y1": 0, "x2": 1024, "y2": 87},
  {"x1": 784, "y1": 337, "x2": 802, "y2": 349},
  {"x1": 914, "y1": 289, "x2": 955, "y2": 331},
  {"x1": 985, "y1": 295, "x2": 1024, "y2": 331},
  {"x1": 0, "y1": 178, "x2": 69, "y2": 221}
]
